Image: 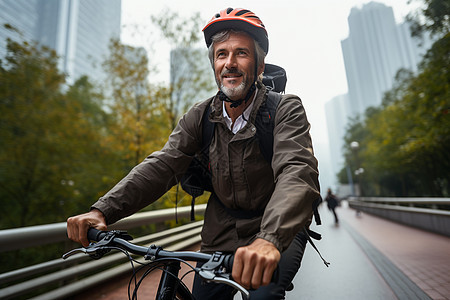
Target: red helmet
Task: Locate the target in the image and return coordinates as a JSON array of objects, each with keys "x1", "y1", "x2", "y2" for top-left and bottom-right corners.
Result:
[{"x1": 203, "y1": 8, "x2": 269, "y2": 54}]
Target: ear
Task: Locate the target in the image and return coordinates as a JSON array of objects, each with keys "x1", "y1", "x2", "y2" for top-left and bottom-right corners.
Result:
[{"x1": 258, "y1": 62, "x2": 265, "y2": 77}]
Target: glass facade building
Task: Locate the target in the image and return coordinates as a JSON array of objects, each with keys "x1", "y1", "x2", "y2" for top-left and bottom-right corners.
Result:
[
  {"x1": 341, "y1": 1, "x2": 430, "y2": 116},
  {"x1": 324, "y1": 1, "x2": 432, "y2": 189},
  {"x1": 0, "y1": 0, "x2": 121, "y2": 84}
]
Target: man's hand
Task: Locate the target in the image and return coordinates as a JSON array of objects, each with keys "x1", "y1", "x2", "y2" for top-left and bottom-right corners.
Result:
[
  {"x1": 67, "y1": 209, "x2": 107, "y2": 247},
  {"x1": 232, "y1": 238, "x2": 281, "y2": 290}
]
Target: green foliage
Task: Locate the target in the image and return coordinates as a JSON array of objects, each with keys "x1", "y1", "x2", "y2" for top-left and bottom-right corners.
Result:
[
  {"x1": 1, "y1": 38, "x2": 70, "y2": 227},
  {"x1": 407, "y1": 0, "x2": 450, "y2": 38},
  {"x1": 339, "y1": 33, "x2": 450, "y2": 196},
  {"x1": 102, "y1": 39, "x2": 170, "y2": 167},
  {"x1": 0, "y1": 38, "x2": 124, "y2": 228}
]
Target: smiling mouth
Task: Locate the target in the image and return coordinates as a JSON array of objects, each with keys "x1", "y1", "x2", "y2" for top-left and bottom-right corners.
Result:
[
  {"x1": 223, "y1": 74, "x2": 242, "y2": 79},
  {"x1": 222, "y1": 69, "x2": 244, "y2": 79}
]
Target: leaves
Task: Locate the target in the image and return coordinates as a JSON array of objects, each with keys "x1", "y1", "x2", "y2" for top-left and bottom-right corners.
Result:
[
  {"x1": 407, "y1": 0, "x2": 450, "y2": 38},
  {"x1": 102, "y1": 39, "x2": 170, "y2": 167},
  {"x1": 340, "y1": 33, "x2": 450, "y2": 196}
]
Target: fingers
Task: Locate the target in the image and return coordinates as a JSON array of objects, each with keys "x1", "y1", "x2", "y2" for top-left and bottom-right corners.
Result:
[
  {"x1": 233, "y1": 247, "x2": 258, "y2": 290},
  {"x1": 232, "y1": 239, "x2": 280, "y2": 290},
  {"x1": 66, "y1": 216, "x2": 81, "y2": 244},
  {"x1": 78, "y1": 221, "x2": 91, "y2": 248},
  {"x1": 250, "y1": 255, "x2": 265, "y2": 289},
  {"x1": 261, "y1": 259, "x2": 277, "y2": 286},
  {"x1": 66, "y1": 209, "x2": 106, "y2": 247},
  {"x1": 232, "y1": 247, "x2": 245, "y2": 284}
]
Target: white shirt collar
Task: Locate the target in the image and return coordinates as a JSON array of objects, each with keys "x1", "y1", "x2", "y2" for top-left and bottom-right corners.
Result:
[{"x1": 222, "y1": 88, "x2": 258, "y2": 134}]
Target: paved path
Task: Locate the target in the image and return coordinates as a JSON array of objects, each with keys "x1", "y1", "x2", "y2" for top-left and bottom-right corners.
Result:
[{"x1": 286, "y1": 201, "x2": 450, "y2": 300}]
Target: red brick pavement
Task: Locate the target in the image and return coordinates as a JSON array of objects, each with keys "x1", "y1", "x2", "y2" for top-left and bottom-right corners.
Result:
[{"x1": 340, "y1": 202, "x2": 450, "y2": 300}]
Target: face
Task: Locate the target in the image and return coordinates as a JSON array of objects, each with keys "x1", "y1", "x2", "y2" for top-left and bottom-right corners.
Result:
[{"x1": 213, "y1": 32, "x2": 262, "y2": 100}]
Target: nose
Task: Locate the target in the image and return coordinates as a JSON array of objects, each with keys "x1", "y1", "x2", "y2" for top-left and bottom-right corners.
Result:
[{"x1": 225, "y1": 53, "x2": 237, "y2": 69}]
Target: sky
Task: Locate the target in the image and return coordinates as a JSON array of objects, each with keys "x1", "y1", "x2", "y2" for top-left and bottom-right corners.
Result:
[{"x1": 120, "y1": 0, "x2": 421, "y2": 191}]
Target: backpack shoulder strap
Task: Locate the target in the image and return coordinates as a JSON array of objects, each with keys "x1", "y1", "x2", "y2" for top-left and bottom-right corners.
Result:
[
  {"x1": 255, "y1": 90, "x2": 282, "y2": 163},
  {"x1": 201, "y1": 102, "x2": 214, "y2": 152},
  {"x1": 180, "y1": 100, "x2": 214, "y2": 221}
]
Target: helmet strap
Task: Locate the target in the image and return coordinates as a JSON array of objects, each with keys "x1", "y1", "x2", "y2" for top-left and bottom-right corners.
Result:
[{"x1": 218, "y1": 82, "x2": 256, "y2": 108}]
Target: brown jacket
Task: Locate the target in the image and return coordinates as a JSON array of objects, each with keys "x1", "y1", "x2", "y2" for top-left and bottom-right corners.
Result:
[{"x1": 92, "y1": 83, "x2": 320, "y2": 253}]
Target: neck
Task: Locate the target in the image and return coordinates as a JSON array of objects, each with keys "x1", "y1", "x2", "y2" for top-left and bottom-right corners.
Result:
[{"x1": 224, "y1": 89, "x2": 256, "y2": 122}]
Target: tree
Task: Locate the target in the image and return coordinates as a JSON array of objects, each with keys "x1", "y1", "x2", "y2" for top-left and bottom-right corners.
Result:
[
  {"x1": 395, "y1": 33, "x2": 450, "y2": 195},
  {"x1": 151, "y1": 9, "x2": 216, "y2": 130},
  {"x1": 63, "y1": 76, "x2": 125, "y2": 213},
  {"x1": 0, "y1": 36, "x2": 118, "y2": 228},
  {"x1": 0, "y1": 37, "x2": 68, "y2": 227},
  {"x1": 102, "y1": 39, "x2": 170, "y2": 168},
  {"x1": 338, "y1": 35, "x2": 450, "y2": 196},
  {"x1": 407, "y1": 0, "x2": 450, "y2": 38}
]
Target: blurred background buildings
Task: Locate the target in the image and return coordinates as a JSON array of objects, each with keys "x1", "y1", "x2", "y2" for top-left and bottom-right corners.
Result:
[
  {"x1": 0, "y1": 0, "x2": 121, "y2": 85},
  {"x1": 325, "y1": 2, "x2": 433, "y2": 196}
]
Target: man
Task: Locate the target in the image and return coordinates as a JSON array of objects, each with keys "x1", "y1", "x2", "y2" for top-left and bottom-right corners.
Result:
[
  {"x1": 67, "y1": 7, "x2": 320, "y2": 299},
  {"x1": 325, "y1": 188, "x2": 339, "y2": 224}
]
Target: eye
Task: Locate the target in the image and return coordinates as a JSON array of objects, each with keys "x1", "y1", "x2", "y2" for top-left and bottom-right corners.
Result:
[
  {"x1": 216, "y1": 51, "x2": 226, "y2": 59},
  {"x1": 237, "y1": 50, "x2": 248, "y2": 56}
]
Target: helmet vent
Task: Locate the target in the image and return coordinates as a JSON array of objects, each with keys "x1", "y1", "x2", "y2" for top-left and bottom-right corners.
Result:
[
  {"x1": 226, "y1": 7, "x2": 233, "y2": 14},
  {"x1": 236, "y1": 9, "x2": 251, "y2": 16}
]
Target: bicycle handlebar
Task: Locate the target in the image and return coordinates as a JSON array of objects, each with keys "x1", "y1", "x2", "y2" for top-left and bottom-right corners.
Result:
[
  {"x1": 64, "y1": 228, "x2": 247, "y2": 299},
  {"x1": 85, "y1": 228, "x2": 233, "y2": 268}
]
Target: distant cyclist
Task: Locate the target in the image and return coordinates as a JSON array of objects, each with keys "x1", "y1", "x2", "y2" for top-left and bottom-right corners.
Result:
[{"x1": 67, "y1": 7, "x2": 320, "y2": 300}]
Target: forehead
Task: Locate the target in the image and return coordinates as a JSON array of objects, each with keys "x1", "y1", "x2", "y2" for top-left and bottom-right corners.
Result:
[{"x1": 213, "y1": 31, "x2": 255, "y2": 51}]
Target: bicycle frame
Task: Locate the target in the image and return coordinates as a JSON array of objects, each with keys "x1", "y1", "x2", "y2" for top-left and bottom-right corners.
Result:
[{"x1": 157, "y1": 261, "x2": 182, "y2": 300}]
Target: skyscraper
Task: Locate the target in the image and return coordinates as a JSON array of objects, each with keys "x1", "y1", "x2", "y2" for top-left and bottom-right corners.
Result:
[
  {"x1": 341, "y1": 1, "x2": 429, "y2": 116},
  {"x1": 325, "y1": 1, "x2": 432, "y2": 190},
  {"x1": 325, "y1": 94, "x2": 350, "y2": 182},
  {"x1": 0, "y1": 0, "x2": 121, "y2": 84}
]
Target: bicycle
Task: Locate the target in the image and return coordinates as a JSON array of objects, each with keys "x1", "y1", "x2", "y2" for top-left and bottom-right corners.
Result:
[{"x1": 63, "y1": 228, "x2": 251, "y2": 300}]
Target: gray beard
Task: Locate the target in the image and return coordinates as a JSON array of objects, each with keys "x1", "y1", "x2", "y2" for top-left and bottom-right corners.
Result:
[{"x1": 219, "y1": 80, "x2": 248, "y2": 99}]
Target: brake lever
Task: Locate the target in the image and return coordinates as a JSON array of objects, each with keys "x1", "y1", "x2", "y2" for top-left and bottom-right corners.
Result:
[
  {"x1": 62, "y1": 243, "x2": 111, "y2": 260},
  {"x1": 198, "y1": 252, "x2": 250, "y2": 300},
  {"x1": 198, "y1": 271, "x2": 250, "y2": 300},
  {"x1": 62, "y1": 247, "x2": 88, "y2": 259}
]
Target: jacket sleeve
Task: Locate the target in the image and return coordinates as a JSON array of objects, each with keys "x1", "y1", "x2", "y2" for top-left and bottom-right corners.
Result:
[
  {"x1": 91, "y1": 101, "x2": 208, "y2": 225},
  {"x1": 256, "y1": 94, "x2": 320, "y2": 251}
]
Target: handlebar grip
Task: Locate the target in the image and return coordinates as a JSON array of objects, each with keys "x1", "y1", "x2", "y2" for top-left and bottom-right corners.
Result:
[
  {"x1": 223, "y1": 254, "x2": 234, "y2": 271},
  {"x1": 87, "y1": 228, "x2": 106, "y2": 242},
  {"x1": 222, "y1": 254, "x2": 279, "y2": 284}
]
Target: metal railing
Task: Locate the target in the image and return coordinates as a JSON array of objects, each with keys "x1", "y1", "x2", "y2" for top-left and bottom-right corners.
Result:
[
  {"x1": 348, "y1": 197, "x2": 450, "y2": 237},
  {"x1": 0, "y1": 204, "x2": 207, "y2": 300}
]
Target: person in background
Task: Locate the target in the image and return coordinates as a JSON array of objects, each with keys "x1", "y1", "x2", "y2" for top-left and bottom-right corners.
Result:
[{"x1": 325, "y1": 188, "x2": 339, "y2": 224}]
